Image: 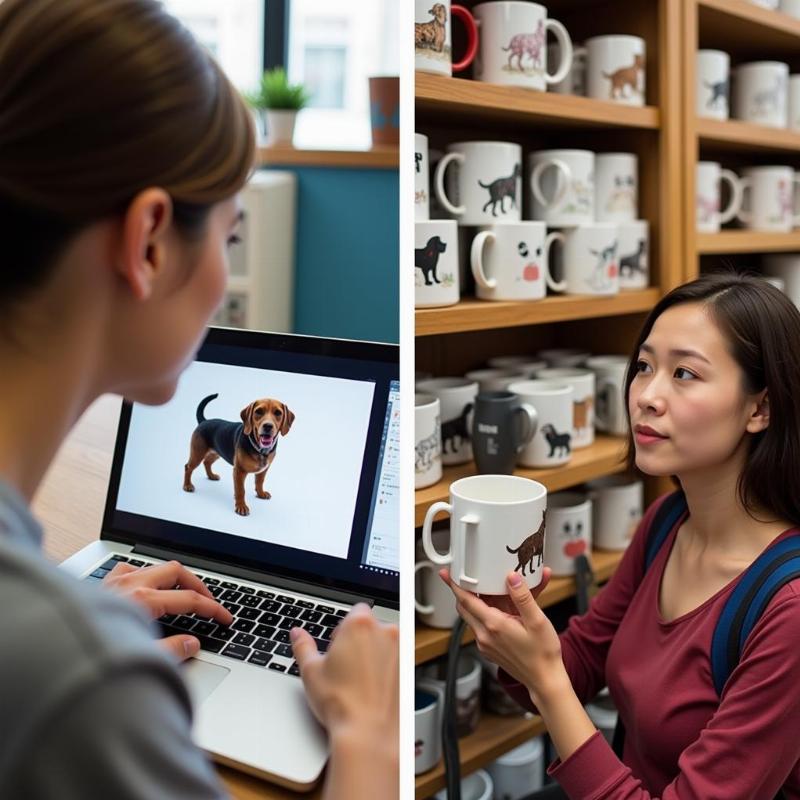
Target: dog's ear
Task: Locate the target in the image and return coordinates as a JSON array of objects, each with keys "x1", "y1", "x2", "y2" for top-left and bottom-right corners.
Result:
[
  {"x1": 280, "y1": 404, "x2": 295, "y2": 436},
  {"x1": 240, "y1": 402, "x2": 255, "y2": 435}
]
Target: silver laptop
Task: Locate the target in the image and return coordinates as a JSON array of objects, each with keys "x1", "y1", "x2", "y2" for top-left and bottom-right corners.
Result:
[{"x1": 61, "y1": 327, "x2": 399, "y2": 791}]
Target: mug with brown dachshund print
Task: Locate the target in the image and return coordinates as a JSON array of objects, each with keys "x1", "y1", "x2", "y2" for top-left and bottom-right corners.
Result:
[
  {"x1": 415, "y1": 0, "x2": 478, "y2": 76},
  {"x1": 586, "y1": 35, "x2": 646, "y2": 107}
]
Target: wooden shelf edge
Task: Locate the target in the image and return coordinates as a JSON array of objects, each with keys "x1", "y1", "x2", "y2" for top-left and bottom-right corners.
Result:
[
  {"x1": 696, "y1": 117, "x2": 800, "y2": 153},
  {"x1": 698, "y1": 0, "x2": 800, "y2": 38},
  {"x1": 415, "y1": 436, "x2": 629, "y2": 527},
  {"x1": 416, "y1": 289, "x2": 659, "y2": 336},
  {"x1": 696, "y1": 230, "x2": 800, "y2": 253},
  {"x1": 415, "y1": 548, "x2": 625, "y2": 665},
  {"x1": 415, "y1": 714, "x2": 548, "y2": 798},
  {"x1": 415, "y1": 73, "x2": 659, "y2": 130},
  {"x1": 258, "y1": 145, "x2": 398, "y2": 169}
]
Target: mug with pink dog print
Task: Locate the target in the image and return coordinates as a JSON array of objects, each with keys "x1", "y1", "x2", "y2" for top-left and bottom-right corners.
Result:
[{"x1": 472, "y1": 1, "x2": 573, "y2": 92}]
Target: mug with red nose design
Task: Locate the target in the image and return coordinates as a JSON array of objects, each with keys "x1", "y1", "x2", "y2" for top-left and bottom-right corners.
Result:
[
  {"x1": 543, "y1": 491, "x2": 592, "y2": 576},
  {"x1": 470, "y1": 222, "x2": 566, "y2": 301}
]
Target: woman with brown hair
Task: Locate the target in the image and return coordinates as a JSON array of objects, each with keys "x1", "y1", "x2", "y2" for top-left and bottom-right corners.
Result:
[
  {"x1": 445, "y1": 271, "x2": 800, "y2": 798},
  {"x1": 0, "y1": 1, "x2": 397, "y2": 797}
]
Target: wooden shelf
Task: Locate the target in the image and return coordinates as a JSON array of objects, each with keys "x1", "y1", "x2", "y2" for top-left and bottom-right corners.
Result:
[
  {"x1": 696, "y1": 229, "x2": 800, "y2": 253},
  {"x1": 415, "y1": 713, "x2": 548, "y2": 799},
  {"x1": 697, "y1": 0, "x2": 800, "y2": 56},
  {"x1": 258, "y1": 145, "x2": 397, "y2": 169},
  {"x1": 415, "y1": 547, "x2": 625, "y2": 666},
  {"x1": 415, "y1": 73, "x2": 660, "y2": 130},
  {"x1": 416, "y1": 289, "x2": 659, "y2": 337},
  {"x1": 696, "y1": 117, "x2": 800, "y2": 154},
  {"x1": 415, "y1": 436, "x2": 628, "y2": 527}
]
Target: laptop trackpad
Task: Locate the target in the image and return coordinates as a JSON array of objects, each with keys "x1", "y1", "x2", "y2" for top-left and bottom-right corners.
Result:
[{"x1": 181, "y1": 659, "x2": 230, "y2": 707}]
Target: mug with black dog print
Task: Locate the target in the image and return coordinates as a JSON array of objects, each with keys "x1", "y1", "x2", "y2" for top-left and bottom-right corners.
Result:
[
  {"x1": 617, "y1": 220, "x2": 649, "y2": 289},
  {"x1": 548, "y1": 223, "x2": 620, "y2": 296},
  {"x1": 416, "y1": 377, "x2": 479, "y2": 465},
  {"x1": 435, "y1": 141, "x2": 523, "y2": 226},
  {"x1": 415, "y1": 133, "x2": 430, "y2": 220},
  {"x1": 422, "y1": 474, "x2": 548, "y2": 595},
  {"x1": 509, "y1": 379, "x2": 574, "y2": 468},
  {"x1": 415, "y1": 220, "x2": 460, "y2": 307},
  {"x1": 415, "y1": 0, "x2": 478, "y2": 77},
  {"x1": 697, "y1": 50, "x2": 730, "y2": 121},
  {"x1": 534, "y1": 367, "x2": 596, "y2": 449},
  {"x1": 472, "y1": 1, "x2": 573, "y2": 92}
]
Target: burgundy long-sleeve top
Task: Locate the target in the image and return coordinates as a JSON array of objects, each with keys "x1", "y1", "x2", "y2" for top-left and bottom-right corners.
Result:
[{"x1": 500, "y1": 492, "x2": 800, "y2": 799}]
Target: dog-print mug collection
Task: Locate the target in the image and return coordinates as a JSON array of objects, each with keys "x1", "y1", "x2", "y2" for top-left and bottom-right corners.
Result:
[
  {"x1": 414, "y1": 350, "x2": 630, "y2": 493},
  {"x1": 415, "y1": 142, "x2": 649, "y2": 306}
]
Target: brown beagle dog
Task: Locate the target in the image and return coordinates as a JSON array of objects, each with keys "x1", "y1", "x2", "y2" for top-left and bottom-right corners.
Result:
[{"x1": 183, "y1": 393, "x2": 295, "y2": 516}]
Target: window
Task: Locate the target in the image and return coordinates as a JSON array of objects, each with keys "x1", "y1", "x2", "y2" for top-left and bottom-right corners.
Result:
[
  {"x1": 162, "y1": 0, "x2": 264, "y2": 93},
  {"x1": 287, "y1": 0, "x2": 400, "y2": 149}
]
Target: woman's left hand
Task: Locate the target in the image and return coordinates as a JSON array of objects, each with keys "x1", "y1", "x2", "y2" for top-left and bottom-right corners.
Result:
[{"x1": 441, "y1": 568, "x2": 565, "y2": 699}]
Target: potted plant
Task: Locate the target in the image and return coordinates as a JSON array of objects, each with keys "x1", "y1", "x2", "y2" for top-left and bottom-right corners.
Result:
[{"x1": 243, "y1": 67, "x2": 310, "y2": 146}]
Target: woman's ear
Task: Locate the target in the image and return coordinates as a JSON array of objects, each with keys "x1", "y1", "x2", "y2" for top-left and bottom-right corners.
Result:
[{"x1": 746, "y1": 390, "x2": 770, "y2": 434}]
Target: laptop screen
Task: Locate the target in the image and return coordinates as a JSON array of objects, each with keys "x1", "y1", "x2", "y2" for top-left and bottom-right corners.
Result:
[{"x1": 103, "y1": 328, "x2": 399, "y2": 606}]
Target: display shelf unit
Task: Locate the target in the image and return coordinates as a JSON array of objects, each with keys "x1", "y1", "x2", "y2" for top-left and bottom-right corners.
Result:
[
  {"x1": 683, "y1": 0, "x2": 800, "y2": 281},
  {"x1": 414, "y1": 1, "x2": 682, "y2": 796}
]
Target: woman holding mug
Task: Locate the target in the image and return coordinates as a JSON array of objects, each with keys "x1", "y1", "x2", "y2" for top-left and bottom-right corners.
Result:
[
  {"x1": 444, "y1": 272, "x2": 800, "y2": 798},
  {"x1": 0, "y1": 1, "x2": 397, "y2": 798}
]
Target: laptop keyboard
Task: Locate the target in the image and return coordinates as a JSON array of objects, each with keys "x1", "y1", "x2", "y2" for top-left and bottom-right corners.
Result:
[{"x1": 85, "y1": 554, "x2": 348, "y2": 677}]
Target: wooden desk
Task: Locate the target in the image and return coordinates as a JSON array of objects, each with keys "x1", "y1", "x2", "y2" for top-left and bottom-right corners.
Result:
[{"x1": 32, "y1": 395, "x2": 323, "y2": 800}]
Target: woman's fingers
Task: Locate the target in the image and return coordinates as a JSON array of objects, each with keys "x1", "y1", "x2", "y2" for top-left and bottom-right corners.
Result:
[
  {"x1": 138, "y1": 561, "x2": 214, "y2": 598},
  {"x1": 158, "y1": 634, "x2": 201, "y2": 662},
  {"x1": 106, "y1": 562, "x2": 138, "y2": 578},
  {"x1": 133, "y1": 588, "x2": 233, "y2": 624}
]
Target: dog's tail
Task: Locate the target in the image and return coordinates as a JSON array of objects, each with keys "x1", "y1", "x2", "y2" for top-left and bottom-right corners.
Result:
[
  {"x1": 478, "y1": 179, "x2": 490, "y2": 188},
  {"x1": 506, "y1": 544, "x2": 521, "y2": 554},
  {"x1": 196, "y1": 393, "x2": 218, "y2": 424}
]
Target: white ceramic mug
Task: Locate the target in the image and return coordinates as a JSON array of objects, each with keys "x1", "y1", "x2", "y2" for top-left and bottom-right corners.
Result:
[
  {"x1": 488, "y1": 356, "x2": 548, "y2": 376},
  {"x1": 534, "y1": 367, "x2": 596, "y2": 448},
  {"x1": 585, "y1": 475, "x2": 643, "y2": 551},
  {"x1": 415, "y1": 132, "x2": 430, "y2": 220},
  {"x1": 617, "y1": 220, "x2": 649, "y2": 289},
  {"x1": 509, "y1": 380, "x2": 573, "y2": 468},
  {"x1": 472, "y1": 1, "x2": 572, "y2": 91},
  {"x1": 763, "y1": 254, "x2": 800, "y2": 307},
  {"x1": 586, "y1": 35, "x2": 645, "y2": 106},
  {"x1": 415, "y1": 220, "x2": 460, "y2": 307},
  {"x1": 585, "y1": 355, "x2": 629, "y2": 436},
  {"x1": 416, "y1": 531, "x2": 459, "y2": 628},
  {"x1": 550, "y1": 43, "x2": 586, "y2": 95},
  {"x1": 595, "y1": 153, "x2": 638, "y2": 222},
  {"x1": 422, "y1": 475, "x2": 548, "y2": 595},
  {"x1": 415, "y1": 684, "x2": 444, "y2": 774},
  {"x1": 697, "y1": 50, "x2": 730, "y2": 120},
  {"x1": 416, "y1": 377, "x2": 479, "y2": 465},
  {"x1": 488, "y1": 738, "x2": 545, "y2": 798},
  {"x1": 420, "y1": 653, "x2": 483, "y2": 737},
  {"x1": 696, "y1": 162, "x2": 743, "y2": 233},
  {"x1": 435, "y1": 769, "x2": 494, "y2": 800},
  {"x1": 435, "y1": 141, "x2": 523, "y2": 226},
  {"x1": 528, "y1": 149, "x2": 594, "y2": 226},
  {"x1": 789, "y1": 75, "x2": 800, "y2": 131},
  {"x1": 464, "y1": 367, "x2": 528, "y2": 392},
  {"x1": 537, "y1": 348, "x2": 590, "y2": 368},
  {"x1": 543, "y1": 491, "x2": 592, "y2": 576},
  {"x1": 738, "y1": 166, "x2": 800, "y2": 232},
  {"x1": 471, "y1": 221, "x2": 565, "y2": 301},
  {"x1": 549, "y1": 223, "x2": 620, "y2": 296},
  {"x1": 416, "y1": 393, "x2": 443, "y2": 490},
  {"x1": 733, "y1": 61, "x2": 789, "y2": 128},
  {"x1": 782, "y1": 0, "x2": 800, "y2": 18},
  {"x1": 415, "y1": 0, "x2": 478, "y2": 76}
]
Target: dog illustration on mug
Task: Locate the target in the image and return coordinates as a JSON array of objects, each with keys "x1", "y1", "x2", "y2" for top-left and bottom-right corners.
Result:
[
  {"x1": 415, "y1": 3, "x2": 447, "y2": 53},
  {"x1": 479, "y1": 163, "x2": 521, "y2": 217},
  {"x1": 573, "y1": 397, "x2": 593, "y2": 434},
  {"x1": 507, "y1": 510, "x2": 547, "y2": 576},
  {"x1": 587, "y1": 241, "x2": 618, "y2": 292},
  {"x1": 603, "y1": 53, "x2": 644, "y2": 101},
  {"x1": 415, "y1": 236, "x2": 448, "y2": 286},
  {"x1": 183, "y1": 393, "x2": 295, "y2": 516},
  {"x1": 501, "y1": 20, "x2": 545, "y2": 73},
  {"x1": 541, "y1": 423, "x2": 572, "y2": 457}
]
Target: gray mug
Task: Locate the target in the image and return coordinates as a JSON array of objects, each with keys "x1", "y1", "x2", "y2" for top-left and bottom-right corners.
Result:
[{"x1": 471, "y1": 391, "x2": 538, "y2": 474}]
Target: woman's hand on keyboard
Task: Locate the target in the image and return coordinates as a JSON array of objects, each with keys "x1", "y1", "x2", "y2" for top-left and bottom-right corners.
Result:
[{"x1": 103, "y1": 560, "x2": 234, "y2": 660}]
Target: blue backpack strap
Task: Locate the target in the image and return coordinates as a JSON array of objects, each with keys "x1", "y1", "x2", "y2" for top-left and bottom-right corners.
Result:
[
  {"x1": 710, "y1": 534, "x2": 800, "y2": 697},
  {"x1": 644, "y1": 490, "x2": 688, "y2": 571}
]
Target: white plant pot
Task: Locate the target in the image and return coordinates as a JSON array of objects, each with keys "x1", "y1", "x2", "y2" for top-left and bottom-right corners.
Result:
[{"x1": 263, "y1": 109, "x2": 298, "y2": 145}]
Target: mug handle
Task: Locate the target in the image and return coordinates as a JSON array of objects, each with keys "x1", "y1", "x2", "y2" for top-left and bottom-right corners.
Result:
[
  {"x1": 470, "y1": 230, "x2": 498, "y2": 290},
  {"x1": 422, "y1": 501, "x2": 454, "y2": 565},
  {"x1": 513, "y1": 402, "x2": 539, "y2": 452},
  {"x1": 531, "y1": 158, "x2": 571, "y2": 208},
  {"x1": 718, "y1": 169, "x2": 743, "y2": 224},
  {"x1": 543, "y1": 230, "x2": 567, "y2": 292},
  {"x1": 434, "y1": 152, "x2": 465, "y2": 216},
  {"x1": 457, "y1": 513, "x2": 480, "y2": 588},
  {"x1": 544, "y1": 19, "x2": 573, "y2": 86},
  {"x1": 414, "y1": 561, "x2": 437, "y2": 615},
  {"x1": 736, "y1": 177, "x2": 752, "y2": 224},
  {"x1": 451, "y1": 5, "x2": 478, "y2": 73},
  {"x1": 792, "y1": 174, "x2": 800, "y2": 227}
]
